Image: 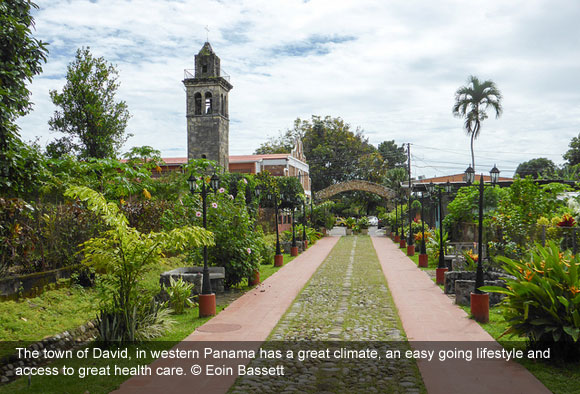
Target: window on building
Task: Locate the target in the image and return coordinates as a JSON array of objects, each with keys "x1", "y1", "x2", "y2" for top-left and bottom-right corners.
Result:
[
  {"x1": 221, "y1": 94, "x2": 225, "y2": 115},
  {"x1": 205, "y1": 92, "x2": 212, "y2": 114},
  {"x1": 194, "y1": 93, "x2": 202, "y2": 115},
  {"x1": 202, "y1": 64, "x2": 208, "y2": 73}
]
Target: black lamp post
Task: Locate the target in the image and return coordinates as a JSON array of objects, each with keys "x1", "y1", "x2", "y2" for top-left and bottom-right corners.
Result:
[
  {"x1": 399, "y1": 194, "x2": 406, "y2": 249},
  {"x1": 188, "y1": 172, "x2": 220, "y2": 317},
  {"x1": 418, "y1": 190, "x2": 428, "y2": 267},
  {"x1": 426, "y1": 180, "x2": 453, "y2": 285},
  {"x1": 302, "y1": 197, "x2": 308, "y2": 249},
  {"x1": 291, "y1": 200, "x2": 299, "y2": 256},
  {"x1": 407, "y1": 191, "x2": 415, "y2": 256},
  {"x1": 471, "y1": 165, "x2": 500, "y2": 323},
  {"x1": 266, "y1": 188, "x2": 284, "y2": 267},
  {"x1": 394, "y1": 199, "x2": 400, "y2": 242}
]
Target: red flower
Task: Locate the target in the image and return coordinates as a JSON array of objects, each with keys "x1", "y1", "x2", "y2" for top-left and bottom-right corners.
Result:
[{"x1": 557, "y1": 214, "x2": 576, "y2": 227}]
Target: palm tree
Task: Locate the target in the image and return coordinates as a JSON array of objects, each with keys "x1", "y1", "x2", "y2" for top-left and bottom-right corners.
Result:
[{"x1": 452, "y1": 75, "x2": 503, "y2": 170}]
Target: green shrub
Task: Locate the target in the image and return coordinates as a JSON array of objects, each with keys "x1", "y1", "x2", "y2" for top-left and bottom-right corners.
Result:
[
  {"x1": 167, "y1": 277, "x2": 194, "y2": 314},
  {"x1": 358, "y1": 216, "x2": 370, "y2": 229},
  {"x1": 121, "y1": 199, "x2": 174, "y2": 233},
  {"x1": 255, "y1": 233, "x2": 276, "y2": 265},
  {"x1": 0, "y1": 197, "x2": 37, "y2": 275},
  {"x1": 0, "y1": 198, "x2": 106, "y2": 276},
  {"x1": 482, "y1": 242, "x2": 580, "y2": 360},
  {"x1": 426, "y1": 228, "x2": 448, "y2": 266},
  {"x1": 66, "y1": 186, "x2": 213, "y2": 343},
  {"x1": 188, "y1": 180, "x2": 262, "y2": 288}
]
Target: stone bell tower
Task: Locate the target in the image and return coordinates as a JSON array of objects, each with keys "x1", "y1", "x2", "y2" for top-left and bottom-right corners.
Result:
[{"x1": 183, "y1": 42, "x2": 233, "y2": 170}]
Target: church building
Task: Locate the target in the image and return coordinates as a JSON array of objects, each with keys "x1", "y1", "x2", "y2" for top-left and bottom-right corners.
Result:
[{"x1": 157, "y1": 42, "x2": 311, "y2": 199}]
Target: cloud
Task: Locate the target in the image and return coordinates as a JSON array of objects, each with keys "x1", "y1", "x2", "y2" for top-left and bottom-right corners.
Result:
[{"x1": 15, "y1": 0, "x2": 580, "y2": 178}]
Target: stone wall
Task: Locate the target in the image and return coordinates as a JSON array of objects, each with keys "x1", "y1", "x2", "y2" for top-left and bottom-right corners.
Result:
[
  {"x1": 0, "y1": 265, "x2": 82, "y2": 300},
  {"x1": 0, "y1": 321, "x2": 97, "y2": 385}
]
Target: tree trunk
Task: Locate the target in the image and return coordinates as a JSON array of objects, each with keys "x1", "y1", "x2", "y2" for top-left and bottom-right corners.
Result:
[{"x1": 470, "y1": 132, "x2": 475, "y2": 170}]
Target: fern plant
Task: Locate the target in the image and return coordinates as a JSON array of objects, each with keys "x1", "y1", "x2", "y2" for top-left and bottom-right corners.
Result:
[{"x1": 65, "y1": 186, "x2": 214, "y2": 343}]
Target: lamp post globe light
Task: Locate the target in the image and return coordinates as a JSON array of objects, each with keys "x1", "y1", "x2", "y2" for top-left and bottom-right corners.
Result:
[
  {"x1": 471, "y1": 165, "x2": 500, "y2": 323},
  {"x1": 188, "y1": 172, "x2": 220, "y2": 318}
]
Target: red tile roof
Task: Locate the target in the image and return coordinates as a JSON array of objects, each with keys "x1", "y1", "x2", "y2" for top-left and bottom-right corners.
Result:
[
  {"x1": 229, "y1": 154, "x2": 290, "y2": 162},
  {"x1": 414, "y1": 173, "x2": 512, "y2": 184}
]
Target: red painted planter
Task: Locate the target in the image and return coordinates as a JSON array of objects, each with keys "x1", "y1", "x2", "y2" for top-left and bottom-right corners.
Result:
[
  {"x1": 290, "y1": 246, "x2": 299, "y2": 257},
  {"x1": 303, "y1": 240, "x2": 308, "y2": 250},
  {"x1": 435, "y1": 267, "x2": 448, "y2": 285},
  {"x1": 406, "y1": 245, "x2": 415, "y2": 256},
  {"x1": 418, "y1": 254, "x2": 428, "y2": 267},
  {"x1": 471, "y1": 293, "x2": 489, "y2": 323},
  {"x1": 394, "y1": 235, "x2": 400, "y2": 242},
  {"x1": 198, "y1": 293, "x2": 216, "y2": 317},
  {"x1": 248, "y1": 270, "x2": 260, "y2": 286},
  {"x1": 274, "y1": 254, "x2": 284, "y2": 267},
  {"x1": 399, "y1": 239, "x2": 406, "y2": 249}
]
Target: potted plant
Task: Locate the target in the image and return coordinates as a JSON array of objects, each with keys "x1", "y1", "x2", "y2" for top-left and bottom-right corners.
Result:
[
  {"x1": 345, "y1": 217, "x2": 356, "y2": 235},
  {"x1": 323, "y1": 214, "x2": 336, "y2": 236},
  {"x1": 358, "y1": 216, "x2": 370, "y2": 235}
]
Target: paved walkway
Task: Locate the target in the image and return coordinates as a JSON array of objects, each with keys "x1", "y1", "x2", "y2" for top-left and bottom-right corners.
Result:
[
  {"x1": 112, "y1": 236, "x2": 339, "y2": 394},
  {"x1": 231, "y1": 236, "x2": 423, "y2": 393},
  {"x1": 371, "y1": 236, "x2": 551, "y2": 394},
  {"x1": 113, "y1": 235, "x2": 552, "y2": 394}
]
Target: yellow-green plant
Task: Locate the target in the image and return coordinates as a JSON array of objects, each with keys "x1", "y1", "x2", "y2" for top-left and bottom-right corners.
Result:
[
  {"x1": 167, "y1": 277, "x2": 195, "y2": 314},
  {"x1": 482, "y1": 241, "x2": 580, "y2": 359},
  {"x1": 65, "y1": 186, "x2": 214, "y2": 342}
]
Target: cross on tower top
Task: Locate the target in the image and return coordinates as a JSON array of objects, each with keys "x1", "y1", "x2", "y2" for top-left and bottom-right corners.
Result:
[{"x1": 205, "y1": 25, "x2": 209, "y2": 42}]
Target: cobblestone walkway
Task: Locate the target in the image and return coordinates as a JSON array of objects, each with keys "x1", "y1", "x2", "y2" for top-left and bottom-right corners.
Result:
[{"x1": 230, "y1": 236, "x2": 425, "y2": 393}]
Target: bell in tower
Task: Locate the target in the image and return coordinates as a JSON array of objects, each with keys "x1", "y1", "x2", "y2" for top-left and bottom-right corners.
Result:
[{"x1": 183, "y1": 42, "x2": 233, "y2": 170}]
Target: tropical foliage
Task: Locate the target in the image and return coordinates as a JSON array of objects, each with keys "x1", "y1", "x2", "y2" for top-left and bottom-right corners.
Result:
[
  {"x1": 0, "y1": 0, "x2": 48, "y2": 198},
  {"x1": 65, "y1": 186, "x2": 213, "y2": 342},
  {"x1": 482, "y1": 242, "x2": 580, "y2": 359}
]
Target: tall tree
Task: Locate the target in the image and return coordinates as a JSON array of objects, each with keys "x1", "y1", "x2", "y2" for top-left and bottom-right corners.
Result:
[
  {"x1": 377, "y1": 140, "x2": 407, "y2": 168},
  {"x1": 563, "y1": 132, "x2": 580, "y2": 167},
  {"x1": 253, "y1": 118, "x2": 306, "y2": 154},
  {"x1": 452, "y1": 75, "x2": 502, "y2": 171},
  {"x1": 48, "y1": 47, "x2": 131, "y2": 159},
  {"x1": 254, "y1": 116, "x2": 381, "y2": 191},
  {"x1": 301, "y1": 116, "x2": 377, "y2": 191},
  {"x1": 0, "y1": 0, "x2": 48, "y2": 196},
  {"x1": 515, "y1": 158, "x2": 557, "y2": 179}
]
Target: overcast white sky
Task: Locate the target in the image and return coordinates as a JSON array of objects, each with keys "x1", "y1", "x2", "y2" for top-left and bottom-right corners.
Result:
[{"x1": 17, "y1": 0, "x2": 580, "y2": 178}]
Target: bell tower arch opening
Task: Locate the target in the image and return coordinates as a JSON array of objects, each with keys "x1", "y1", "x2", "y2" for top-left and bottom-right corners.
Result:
[{"x1": 183, "y1": 42, "x2": 233, "y2": 169}]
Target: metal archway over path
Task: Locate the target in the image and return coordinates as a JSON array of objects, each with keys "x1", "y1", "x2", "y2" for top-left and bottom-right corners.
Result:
[{"x1": 315, "y1": 180, "x2": 396, "y2": 201}]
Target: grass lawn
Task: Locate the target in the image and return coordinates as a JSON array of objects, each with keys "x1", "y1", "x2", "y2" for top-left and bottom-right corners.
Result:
[
  {"x1": 400, "y1": 249, "x2": 580, "y2": 394},
  {"x1": 0, "y1": 253, "x2": 296, "y2": 393}
]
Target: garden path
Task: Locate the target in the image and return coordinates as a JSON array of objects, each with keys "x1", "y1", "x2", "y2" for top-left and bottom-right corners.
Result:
[
  {"x1": 112, "y1": 236, "x2": 339, "y2": 394},
  {"x1": 113, "y1": 234, "x2": 552, "y2": 394},
  {"x1": 372, "y1": 236, "x2": 552, "y2": 394},
  {"x1": 231, "y1": 235, "x2": 424, "y2": 393}
]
